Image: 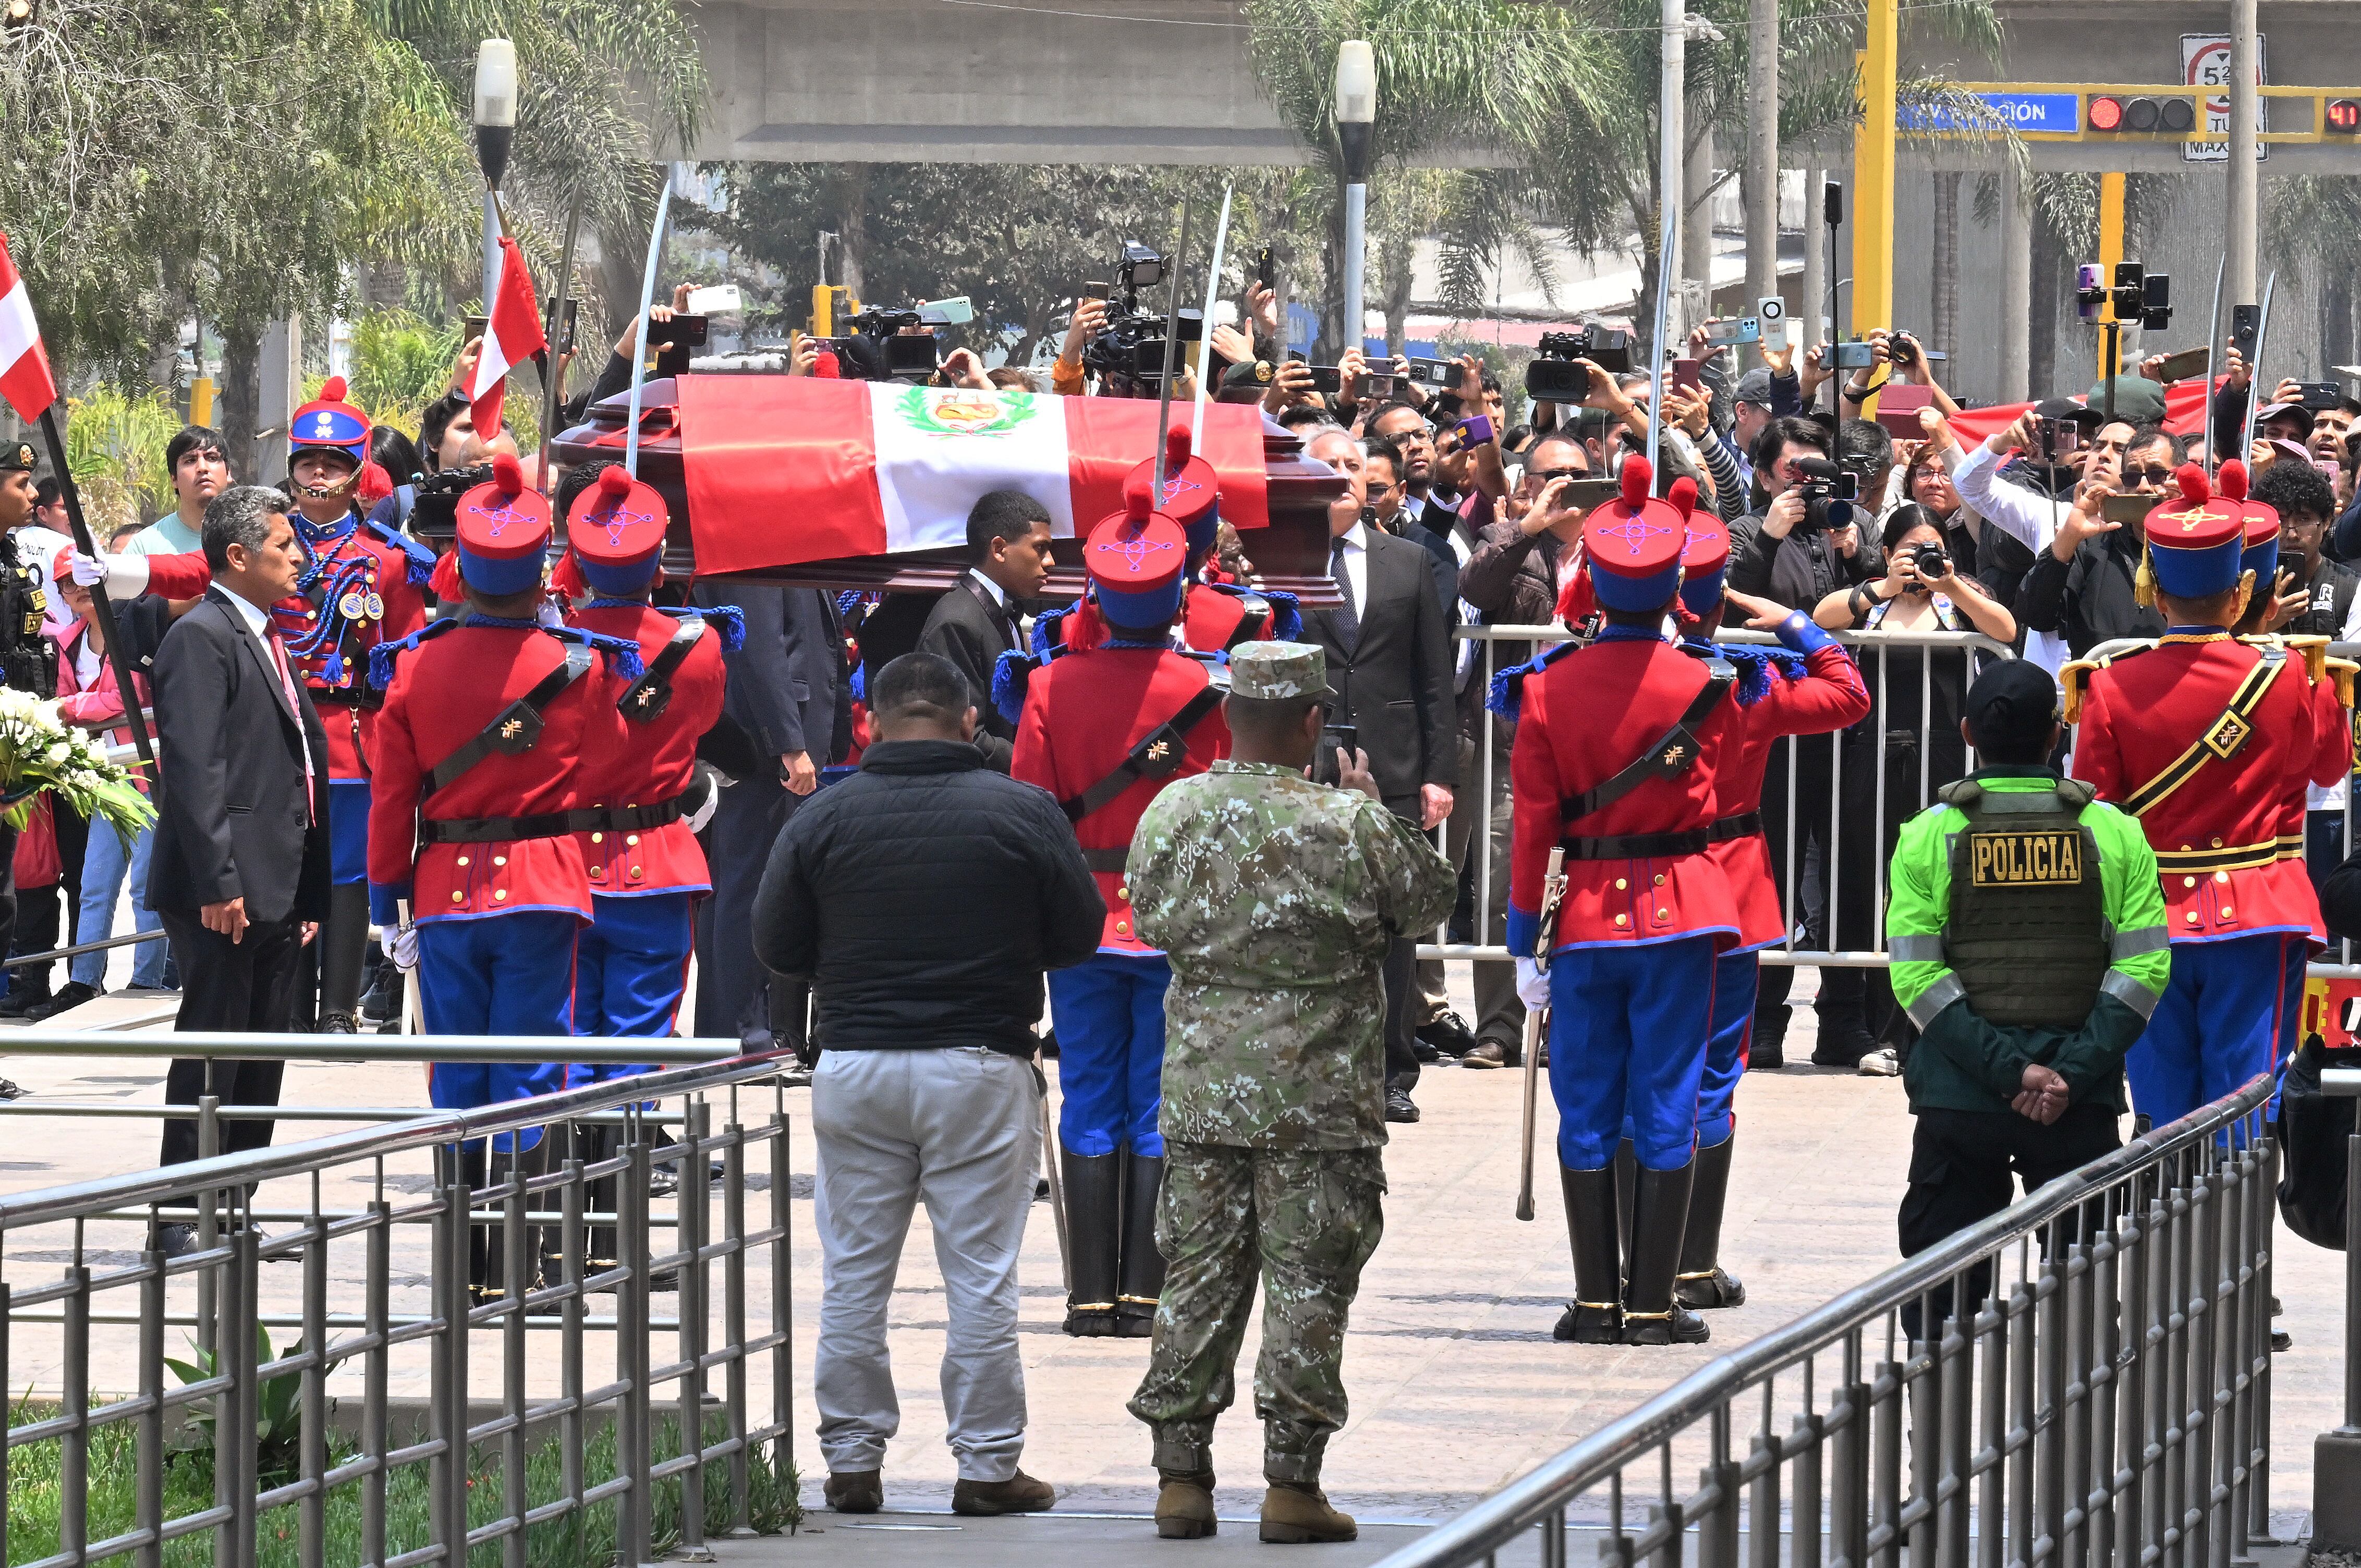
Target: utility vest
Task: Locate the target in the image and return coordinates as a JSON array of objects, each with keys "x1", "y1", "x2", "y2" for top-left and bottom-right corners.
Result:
[{"x1": 1938, "y1": 777, "x2": 2110, "y2": 1028}]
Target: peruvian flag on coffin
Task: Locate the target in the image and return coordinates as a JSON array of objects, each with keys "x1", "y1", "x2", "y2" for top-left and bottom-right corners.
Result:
[{"x1": 672, "y1": 376, "x2": 1270, "y2": 577}]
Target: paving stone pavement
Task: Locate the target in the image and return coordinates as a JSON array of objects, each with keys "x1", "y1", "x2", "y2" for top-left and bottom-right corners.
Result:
[{"x1": 0, "y1": 966, "x2": 2338, "y2": 1559}]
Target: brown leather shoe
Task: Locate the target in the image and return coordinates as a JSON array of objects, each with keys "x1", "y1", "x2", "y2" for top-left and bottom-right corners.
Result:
[
  {"x1": 1155, "y1": 1470, "x2": 1219, "y2": 1538},
  {"x1": 1259, "y1": 1483, "x2": 1356, "y2": 1543},
  {"x1": 1462, "y1": 1038, "x2": 1518, "y2": 1070},
  {"x1": 951, "y1": 1469, "x2": 1057, "y2": 1516},
  {"x1": 824, "y1": 1469, "x2": 882, "y2": 1513}
]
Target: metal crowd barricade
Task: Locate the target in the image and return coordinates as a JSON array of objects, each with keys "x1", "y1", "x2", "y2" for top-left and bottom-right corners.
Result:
[
  {"x1": 1427, "y1": 623, "x2": 2017, "y2": 970},
  {"x1": 0, "y1": 1039, "x2": 800, "y2": 1565},
  {"x1": 1372, "y1": 1072, "x2": 2279, "y2": 1568}
]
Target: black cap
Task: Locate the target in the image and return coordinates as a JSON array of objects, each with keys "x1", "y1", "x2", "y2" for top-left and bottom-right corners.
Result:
[{"x1": 1964, "y1": 661, "x2": 2062, "y2": 759}]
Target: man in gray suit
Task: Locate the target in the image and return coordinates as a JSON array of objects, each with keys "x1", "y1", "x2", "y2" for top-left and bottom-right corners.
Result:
[
  {"x1": 1298, "y1": 427, "x2": 1457, "y2": 1123},
  {"x1": 693, "y1": 582, "x2": 848, "y2": 1051}
]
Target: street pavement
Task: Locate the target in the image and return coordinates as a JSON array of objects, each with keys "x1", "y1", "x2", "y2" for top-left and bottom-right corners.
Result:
[{"x1": 0, "y1": 965, "x2": 2337, "y2": 1563}]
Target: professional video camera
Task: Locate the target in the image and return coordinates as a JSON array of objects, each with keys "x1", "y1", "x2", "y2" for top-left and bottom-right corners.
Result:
[
  {"x1": 1523, "y1": 326, "x2": 1634, "y2": 400},
  {"x1": 820, "y1": 299, "x2": 976, "y2": 385},
  {"x1": 1079, "y1": 242, "x2": 1204, "y2": 396},
  {"x1": 405, "y1": 460, "x2": 498, "y2": 546},
  {"x1": 1791, "y1": 457, "x2": 1859, "y2": 533}
]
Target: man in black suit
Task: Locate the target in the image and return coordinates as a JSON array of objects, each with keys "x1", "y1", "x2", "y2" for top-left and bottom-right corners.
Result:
[
  {"x1": 916, "y1": 490, "x2": 1055, "y2": 772},
  {"x1": 1299, "y1": 426, "x2": 1457, "y2": 1123},
  {"x1": 695, "y1": 581, "x2": 850, "y2": 1051},
  {"x1": 147, "y1": 486, "x2": 330, "y2": 1240}
]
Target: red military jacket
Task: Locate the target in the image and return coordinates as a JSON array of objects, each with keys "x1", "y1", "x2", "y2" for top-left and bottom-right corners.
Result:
[
  {"x1": 1683, "y1": 637, "x2": 1872, "y2": 951},
  {"x1": 564, "y1": 601, "x2": 728, "y2": 899},
  {"x1": 2074, "y1": 631, "x2": 2346, "y2": 945},
  {"x1": 1011, "y1": 641, "x2": 1230, "y2": 954},
  {"x1": 367, "y1": 621, "x2": 617, "y2": 925},
  {"x1": 1179, "y1": 579, "x2": 1293, "y2": 655},
  {"x1": 135, "y1": 516, "x2": 431, "y2": 778},
  {"x1": 1506, "y1": 627, "x2": 1743, "y2": 955}
]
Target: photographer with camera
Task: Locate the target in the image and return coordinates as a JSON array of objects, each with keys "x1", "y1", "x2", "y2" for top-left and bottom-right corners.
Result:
[
  {"x1": 1728, "y1": 417, "x2": 1882, "y2": 607},
  {"x1": 1894, "y1": 412, "x2": 2036, "y2": 628},
  {"x1": 1834, "y1": 329, "x2": 1963, "y2": 426},
  {"x1": 2015, "y1": 425, "x2": 2184, "y2": 660}
]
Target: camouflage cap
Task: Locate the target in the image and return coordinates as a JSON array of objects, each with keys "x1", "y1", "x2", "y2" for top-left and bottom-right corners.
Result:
[
  {"x1": 1230, "y1": 640, "x2": 1336, "y2": 701},
  {"x1": 0, "y1": 442, "x2": 34, "y2": 474}
]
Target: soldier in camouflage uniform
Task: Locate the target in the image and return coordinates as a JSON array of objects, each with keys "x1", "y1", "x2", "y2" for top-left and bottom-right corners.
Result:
[{"x1": 1123, "y1": 640, "x2": 1457, "y2": 1546}]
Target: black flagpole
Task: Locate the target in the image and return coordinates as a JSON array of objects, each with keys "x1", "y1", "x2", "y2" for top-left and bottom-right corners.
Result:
[{"x1": 34, "y1": 406, "x2": 155, "y2": 767}]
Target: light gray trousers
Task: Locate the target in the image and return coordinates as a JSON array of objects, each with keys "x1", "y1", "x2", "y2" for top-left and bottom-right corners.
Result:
[{"x1": 810, "y1": 1046, "x2": 1041, "y2": 1481}]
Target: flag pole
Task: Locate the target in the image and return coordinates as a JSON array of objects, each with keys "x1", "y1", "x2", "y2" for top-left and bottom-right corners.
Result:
[{"x1": 34, "y1": 406, "x2": 154, "y2": 767}]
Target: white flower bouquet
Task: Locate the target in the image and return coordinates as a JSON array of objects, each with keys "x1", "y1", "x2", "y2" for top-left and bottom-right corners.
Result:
[{"x1": 0, "y1": 687, "x2": 155, "y2": 840}]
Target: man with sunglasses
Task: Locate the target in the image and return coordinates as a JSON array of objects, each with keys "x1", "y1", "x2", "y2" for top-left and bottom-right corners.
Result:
[{"x1": 2017, "y1": 425, "x2": 2184, "y2": 662}]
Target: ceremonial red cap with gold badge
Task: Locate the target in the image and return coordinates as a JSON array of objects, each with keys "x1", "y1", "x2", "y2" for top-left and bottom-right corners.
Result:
[
  {"x1": 2216, "y1": 459, "x2": 2282, "y2": 583},
  {"x1": 2141, "y1": 463, "x2": 2246, "y2": 600},
  {"x1": 455, "y1": 452, "x2": 551, "y2": 596},
  {"x1": 1124, "y1": 426, "x2": 1220, "y2": 559},
  {"x1": 566, "y1": 463, "x2": 670, "y2": 596},
  {"x1": 288, "y1": 376, "x2": 371, "y2": 470},
  {"x1": 1670, "y1": 476, "x2": 1730, "y2": 616},
  {"x1": 1580, "y1": 456, "x2": 1686, "y2": 612},
  {"x1": 1085, "y1": 489, "x2": 1188, "y2": 630}
]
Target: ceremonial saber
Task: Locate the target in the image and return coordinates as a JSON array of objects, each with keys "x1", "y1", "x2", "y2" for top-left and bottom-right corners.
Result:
[
  {"x1": 34, "y1": 407, "x2": 153, "y2": 766},
  {"x1": 622, "y1": 176, "x2": 678, "y2": 481},
  {"x1": 1644, "y1": 197, "x2": 1677, "y2": 482},
  {"x1": 2243, "y1": 270, "x2": 2278, "y2": 466},
  {"x1": 2203, "y1": 254, "x2": 2224, "y2": 473},
  {"x1": 1191, "y1": 182, "x2": 1234, "y2": 453},
  {"x1": 1516, "y1": 847, "x2": 1564, "y2": 1222},
  {"x1": 397, "y1": 897, "x2": 422, "y2": 1035},
  {"x1": 1150, "y1": 200, "x2": 1193, "y2": 507},
  {"x1": 536, "y1": 188, "x2": 586, "y2": 496}
]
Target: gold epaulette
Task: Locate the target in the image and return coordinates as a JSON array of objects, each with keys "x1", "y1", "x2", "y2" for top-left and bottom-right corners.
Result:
[
  {"x1": 2059, "y1": 659, "x2": 2099, "y2": 726},
  {"x1": 2329, "y1": 656, "x2": 2359, "y2": 708},
  {"x1": 2287, "y1": 634, "x2": 2331, "y2": 682}
]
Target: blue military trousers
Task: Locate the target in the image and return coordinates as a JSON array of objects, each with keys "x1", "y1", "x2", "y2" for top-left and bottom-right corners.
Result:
[
  {"x1": 1549, "y1": 936, "x2": 1717, "y2": 1171},
  {"x1": 2128, "y1": 932, "x2": 2297, "y2": 1128},
  {"x1": 1047, "y1": 951, "x2": 1170, "y2": 1157},
  {"x1": 1696, "y1": 949, "x2": 1760, "y2": 1147},
  {"x1": 420, "y1": 911, "x2": 579, "y2": 1150},
  {"x1": 573, "y1": 892, "x2": 697, "y2": 1077}
]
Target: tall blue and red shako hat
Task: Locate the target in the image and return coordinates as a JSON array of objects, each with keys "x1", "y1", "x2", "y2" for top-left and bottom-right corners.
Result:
[
  {"x1": 1580, "y1": 456, "x2": 1687, "y2": 612},
  {"x1": 1086, "y1": 489, "x2": 1188, "y2": 629},
  {"x1": 1124, "y1": 426, "x2": 1221, "y2": 559},
  {"x1": 566, "y1": 464, "x2": 670, "y2": 596},
  {"x1": 1671, "y1": 477, "x2": 1728, "y2": 617},
  {"x1": 2216, "y1": 459, "x2": 2281, "y2": 584},
  {"x1": 289, "y1": 375, "x2": 371, "y2": 469},
  {"x1": 454, "y1": 453, "x2": 551, "y2": 596},
  {"x1": 2139, "y1": 463, "x2": 2246, "y2": 602}
]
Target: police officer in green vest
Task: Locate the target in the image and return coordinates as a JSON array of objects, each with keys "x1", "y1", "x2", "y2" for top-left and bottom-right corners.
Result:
[{"x1": 1886, "y1": 660, "x2": 2170, "y2": 1336}]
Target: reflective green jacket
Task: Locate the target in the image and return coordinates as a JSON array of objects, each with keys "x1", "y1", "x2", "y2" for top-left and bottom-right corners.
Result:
[{"x1": 1886, "y1": 765, "x2": 2170, "y2": 1115}]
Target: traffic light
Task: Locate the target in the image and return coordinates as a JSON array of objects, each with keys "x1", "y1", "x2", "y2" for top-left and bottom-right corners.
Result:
[
  {"x1": 2088, "y1": 95, "x2": 2197, "y2": 133},
  {"x1": 2089, "y1": 94, "x2": 2125, "y2": 131},
  {"x1": 2329, "y1": 98, "x2": 2361, "y2": 133}
]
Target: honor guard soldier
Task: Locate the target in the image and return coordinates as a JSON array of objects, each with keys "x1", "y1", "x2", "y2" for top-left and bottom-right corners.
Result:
[
  {"x1": 366, "y1": 456, "x2": 639, "y2": 1194},
  {"x1": 1500, "y1": 457, "x2": 1837, "y2": 1347},
  {"x1": 1124, "y1": 428, "x2": 1301, "y2": 654},
  {"x1": 0, "y1": 443, "x2": 57, "y2": 701},
  {"x1": 556, "y1": 461, "x2": 734, "y2": 1046},
  {"x1": 1886, "y1": 662, "x2": 2168, "y2": 1335},
  {"x1": 69, "y1": 379, "x2": 434, "y2": 1033},
  {"x1": 1658, "y1": 494, "x2": 1867, "y2": 1310},
  {"x1": 1008, "y1": 492, "x2": 1231, "y2": 1338},
  {"x1": 2066, "y1": 464, "x2": 2352, "y2": 1126}
]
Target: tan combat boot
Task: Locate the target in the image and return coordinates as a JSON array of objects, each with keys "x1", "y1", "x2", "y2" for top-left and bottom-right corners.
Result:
[
  {"x1": 1154, "y1": 1470, "x2": 1218, "y2": 1538},
  {"x1": 1259, "y1": 1481, "x2": 1356, "y2": 1544}
]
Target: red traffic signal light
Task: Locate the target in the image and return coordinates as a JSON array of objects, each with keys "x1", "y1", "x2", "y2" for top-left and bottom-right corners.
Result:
[
  {"x1": 2089, "y1": 94, "x2": 2125, "y2": 131},
  {"x1": 2330, "y1": 98, "x2": 2361, "y2": 133}
]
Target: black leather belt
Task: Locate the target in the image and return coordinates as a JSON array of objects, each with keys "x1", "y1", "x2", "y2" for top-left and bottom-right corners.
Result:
[
  {"x1": 1560, "y1": 829, "x2": 1711, "y2": 860},
  {"x1": 1706, "y1": 810, "x2": 1763, "y2": 843},
  {"x1": 421, "y1": 792, "x2": 688, "y2": 846}
]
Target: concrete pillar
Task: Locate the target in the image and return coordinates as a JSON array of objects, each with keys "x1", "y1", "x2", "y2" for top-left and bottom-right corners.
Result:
[
  {"x1": 1743, "y1": 0, "x2": 1780, "y2": 363},
  {"x1": 255, "y1": 318, "x2": 301, "y2": 486},
  {"x1": 2227, "y1": 0, "x2": 2259, "y2": 309},
  {"x1": 1999, "y1": 165, "x2": 2031, "y2": 404}
]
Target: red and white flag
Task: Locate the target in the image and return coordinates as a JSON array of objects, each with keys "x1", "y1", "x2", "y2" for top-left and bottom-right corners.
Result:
[
  {"x1": 467, "y1": 235, "x2": 546, "y2": 443},
  {"x1": 0, "y1": 232, "x2": 60, "y2": 424},
  {"x1": 669, "y1": 377, "x2": 1272, "y2": 578}
]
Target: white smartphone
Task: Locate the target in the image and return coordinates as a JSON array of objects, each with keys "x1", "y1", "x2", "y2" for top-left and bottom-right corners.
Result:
[{"x1": 685, "y1": 284, "x2": 745, "y2": 316}]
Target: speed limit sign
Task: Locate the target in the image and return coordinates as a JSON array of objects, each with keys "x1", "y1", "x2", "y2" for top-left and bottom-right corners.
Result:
[{"x1": 2181, "y1": 33, "x2": 2269, "y2": 163}]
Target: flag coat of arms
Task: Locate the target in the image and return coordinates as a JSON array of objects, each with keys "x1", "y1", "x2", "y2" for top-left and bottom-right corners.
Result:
[{"x1": 671, "y1": 376, "x2": 1269, "y2": 576}]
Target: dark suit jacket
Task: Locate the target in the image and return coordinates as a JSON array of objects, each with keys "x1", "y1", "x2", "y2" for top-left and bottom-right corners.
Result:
[
  {"x1": 918, "y1": 571, "x2": 1023, "y2": 771},
  {"x1": 147, "y1": 587, "x2": 331, "y2": 924},
  {"x1": 1304, "y1": 525, "x2": 1458, "y2": 804},
  {"x1": 696, "y1": 583, "x2": 849, "y2": 775}
]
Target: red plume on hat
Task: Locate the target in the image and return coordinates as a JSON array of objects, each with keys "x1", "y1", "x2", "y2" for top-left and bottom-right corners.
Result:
[
  {"x1": 491, "y1": 451, "x2": 526, "y2": 496},
  {"x1": 2216, "y1": 458, "x2": 2249, "y2": 500},
  {"x1": 1553, "y1": 562, "x2": 1596, "y2": 627},
  {"x1": 1666, "y1": 474, "x2": 1699, "y2": 518},
  {"x1": 1618, "y1": 455, "x2": 1653, "y2": 505},
  {"x1": 549, "y1": 549, "x2": 587, "y2": 601},
  {"x1": 2174, "y1": 462, "x2": 2210, "y2": 503}
]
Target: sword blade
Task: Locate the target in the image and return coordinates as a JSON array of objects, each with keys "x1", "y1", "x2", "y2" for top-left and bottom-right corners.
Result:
[
  {"x1": 1152, "y1": 200, "x2": 1192, "y2": 507},
  {"x1": 1516, "y1": 1004, "x2": 1545, "y2": 1221}
]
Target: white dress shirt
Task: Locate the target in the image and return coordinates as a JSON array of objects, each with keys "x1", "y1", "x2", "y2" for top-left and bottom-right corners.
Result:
[{"x1": 1942, "y1": 441, "x2": 2072, "y2": 676}]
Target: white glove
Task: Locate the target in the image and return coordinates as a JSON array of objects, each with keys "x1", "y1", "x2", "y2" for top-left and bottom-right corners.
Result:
[
  {"x1": 1515, "y1": 956, "x2": 1551, "y2": 1010},
  {"x1": 69, "y1": 549, "x2": 148, "y2": 595},
  {"x1": 536, "y1": 598, "x2": 565, "y2": 629},
  {"x1": 685, "y1": 765, "x2": 723, "y2": 833},
  {"x1": 389, "y1": 922, "x2": 419, "y2": 972}
]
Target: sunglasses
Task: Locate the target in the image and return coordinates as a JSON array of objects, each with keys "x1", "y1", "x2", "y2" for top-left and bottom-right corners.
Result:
[
  {"x1": 2124, "y1": 464, "x2": 2174, "y2": 487},
  {"x1": 1531, "y1": 467, "x2": 1592, "y2": 484}
]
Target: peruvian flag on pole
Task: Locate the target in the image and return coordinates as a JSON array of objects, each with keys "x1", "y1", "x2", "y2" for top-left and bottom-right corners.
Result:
[
  {"x1": 467, "y1": 235, "x2": 545, "y2": 442},
  {"x1": 671, "y1": 377, "x2": 1271, "y2": 577},
  {"x1": 0, "y1": 232, "x2": 60, "y2": 422}
]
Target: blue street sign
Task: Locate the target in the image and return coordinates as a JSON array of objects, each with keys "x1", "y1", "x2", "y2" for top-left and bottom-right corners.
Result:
[{"x1": 1901, "y1": 91, "x2": 2081, "y2": 133}]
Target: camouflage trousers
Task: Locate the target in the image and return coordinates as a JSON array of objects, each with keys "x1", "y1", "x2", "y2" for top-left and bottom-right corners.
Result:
[{"x1": 1126, "y1": 1141, "x2": 1386, "y2": 1485}]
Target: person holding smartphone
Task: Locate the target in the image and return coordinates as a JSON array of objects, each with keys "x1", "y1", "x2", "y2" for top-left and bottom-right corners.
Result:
[{"x1": 2015, "y1": 427, "x2": 2184, "y2": 661}]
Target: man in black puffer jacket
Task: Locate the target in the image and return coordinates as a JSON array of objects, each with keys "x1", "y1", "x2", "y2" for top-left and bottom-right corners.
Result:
[{"x1": 753, "y1": 651, "x2": 1101, "y2": 1521}]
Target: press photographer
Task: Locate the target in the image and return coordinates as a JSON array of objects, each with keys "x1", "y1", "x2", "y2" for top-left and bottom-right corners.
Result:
[{"x1": 1727, "y1": 417, "x2": 1881, "y2": 606}]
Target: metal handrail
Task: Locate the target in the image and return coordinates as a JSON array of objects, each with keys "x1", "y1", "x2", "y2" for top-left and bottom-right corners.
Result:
[
  {"x1": 1371, "y1": 1071, "x2": 2277, "y2": 1568},
  {"x1": 0, "y1": 1027, "x2": 740, "y2": 1063}
]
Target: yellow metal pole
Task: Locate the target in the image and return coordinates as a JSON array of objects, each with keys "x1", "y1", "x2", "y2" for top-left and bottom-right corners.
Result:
[
  {"x1": 2096, "y1": 172, "x2": 2126, "y2": 381},
  {"x1": 188, "y1": 377, "x2": 215, "y2": 429},
  {"x1": 1852, "y1": 5, "x2": 1898, "y2": 412}
]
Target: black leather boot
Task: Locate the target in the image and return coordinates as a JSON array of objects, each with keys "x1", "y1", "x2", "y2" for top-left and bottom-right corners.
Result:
[
  {"x1": 1624, "y1": 1161, "x2": 1708, "y2": 1344},
  {"x1": 1551, "y1": 1164, "x2": 1622, "y2": 1343},
  {"x1": 1674, "y1": 1136, "x2": 1746, "y2": 1309},
  {"x1": 1061, "y1": 1147, "x2": 1122, "y2": 1337},
  {"x1": 1611, "y1": 1138, "x2": 1638, "y2": 1283},
  {"x1": 1116, "y1": 1150, "x2": 1166, "y2": 1338}
]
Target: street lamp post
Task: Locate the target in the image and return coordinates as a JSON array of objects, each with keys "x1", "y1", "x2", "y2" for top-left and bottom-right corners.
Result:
[
  {"x1": 472, "y1": 38, "x2": 518, "y2": 310},
  {"x1": 1335, "y1": 40, "x2": 1376, "y2": 363}
]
